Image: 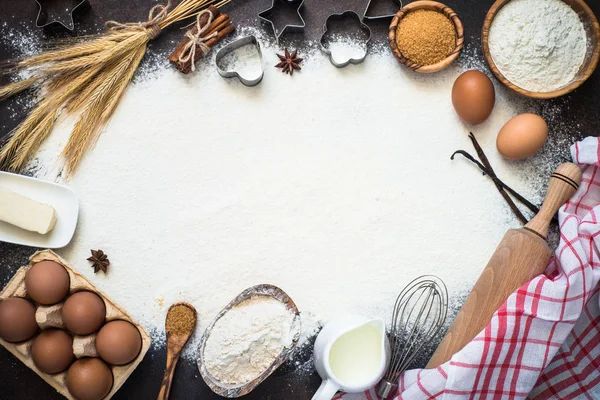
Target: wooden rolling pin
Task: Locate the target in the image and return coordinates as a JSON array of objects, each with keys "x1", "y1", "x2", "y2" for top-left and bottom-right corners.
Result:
[{"x1": 427, "y1": 162, "x2": 582, "y2": 368}]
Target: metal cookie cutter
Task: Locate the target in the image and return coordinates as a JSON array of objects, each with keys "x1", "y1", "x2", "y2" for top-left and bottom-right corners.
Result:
[
  {"x1": 363, "y1": 0, "x2": 403, "y2": 20},
  {"x1": 34, "y1": 0, "x2": 90, "y2": 31},
  {"x1": 215, "y1": 36, "x2": 264, "y2": 87},
  {"x1": 258, "y1": 0, "x2": 305, "y2": 44},
  {"x1": 320, "y1": 11, "x2": 372, "y2": 68}
]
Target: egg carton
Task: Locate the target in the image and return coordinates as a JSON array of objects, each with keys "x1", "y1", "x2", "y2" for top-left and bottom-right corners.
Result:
[{"x1": 0, "y1": 250, "x2": 151, "y2": 400}]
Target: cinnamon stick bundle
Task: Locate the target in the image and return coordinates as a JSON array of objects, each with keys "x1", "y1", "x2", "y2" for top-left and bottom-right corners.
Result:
[{"x1": 169, "y1": 5, "x2": 234, "y2": 74}]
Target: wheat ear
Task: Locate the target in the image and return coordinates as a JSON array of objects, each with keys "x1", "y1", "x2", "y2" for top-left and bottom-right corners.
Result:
[
  {"x1": 62, "y1": 45, "x2": 146, "y2": 174},
  {"x1": 0, "y1": 77, "x2": 43, "y2": 101},
  {"x1": 8, "y1": 110, "x2": 57, "y2": 172},
  {"x1": 0, "y1": 64, "x2": 104, "y2": 170}
]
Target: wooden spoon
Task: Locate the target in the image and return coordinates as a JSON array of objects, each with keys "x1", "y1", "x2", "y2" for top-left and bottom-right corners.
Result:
[{"x1": 157, "y1": 302, "x2": 198, "y2": 400}]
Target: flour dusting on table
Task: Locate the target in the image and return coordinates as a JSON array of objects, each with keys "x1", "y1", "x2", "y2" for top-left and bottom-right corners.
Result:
[{"x1": 2, "y1": 27, "x2": 568, "y2": 361}]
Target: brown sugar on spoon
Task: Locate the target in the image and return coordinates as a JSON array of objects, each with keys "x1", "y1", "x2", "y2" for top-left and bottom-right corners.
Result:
[
  {"x1": 395, "y1": 10, "x2": 456, "y2": 65},
  {"x1": 166, "y1": 304, "x2": 196, "y2": 336},
  {"x1": 157, "y1": 303, "x2": 197, "y2": 400}
]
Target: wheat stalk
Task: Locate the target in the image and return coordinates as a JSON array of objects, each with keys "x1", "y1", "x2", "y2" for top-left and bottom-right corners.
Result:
[
  {"x1": 0, "y1": 62, "x2": 105, "y2": 171},
  {"x1": 0, "y1": 76, "x2": 43, "y2": 101},
  {"x1": 5, "y1": 38, "x2": 117, "y2": 70},
  {"x1": 63, "y1": 45, "x2": 147, "y2": 174},
  {"x1": 0, "y1": 0, "x2": 228, "y2": 176},
  {"x1": 8, "y1": 110, "x2": 57, "y2": 172}
]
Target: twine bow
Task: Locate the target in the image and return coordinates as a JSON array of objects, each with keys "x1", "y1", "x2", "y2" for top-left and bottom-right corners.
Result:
[
  {"x1": 177, "y1": 9, "x2": 218, "y2": 71},
  {"x1": 105, "y1": 1, "x2": 171, "y2": 40}
]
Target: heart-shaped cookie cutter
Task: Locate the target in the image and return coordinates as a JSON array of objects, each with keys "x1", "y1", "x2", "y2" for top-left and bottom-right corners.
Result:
[
  {"x1": 215, "y1": 36, "x2": 264, "y2": 87},
  {"x1": 320, "y1": 11, "x2": 372, "y2": 68},
  {"x1": 34, "y1": 0, "x2": 90, "y2": 31}
]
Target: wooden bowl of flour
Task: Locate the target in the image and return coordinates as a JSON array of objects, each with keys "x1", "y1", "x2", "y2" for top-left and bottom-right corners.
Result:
[
  {"x1": 482, "y1": 0, "x2": 600, "y2": 99},
  {"x1": 196, "y1": 285, "x2": 301, "y2": 398}
]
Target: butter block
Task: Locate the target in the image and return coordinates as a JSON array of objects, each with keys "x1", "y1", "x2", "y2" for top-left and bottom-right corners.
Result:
[{"x1": 0, "y1": 189, "x2": 57, "y2": 234}]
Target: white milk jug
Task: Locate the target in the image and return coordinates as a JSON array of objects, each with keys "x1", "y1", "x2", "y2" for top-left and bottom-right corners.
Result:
[{"x1": 312, "y1": 315, "x2": 389, "y2": 400}]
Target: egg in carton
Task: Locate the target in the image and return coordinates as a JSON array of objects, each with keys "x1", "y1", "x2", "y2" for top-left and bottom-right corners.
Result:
[{"x1": 0, "y1": 249, "x2": 151, "y2": 400}]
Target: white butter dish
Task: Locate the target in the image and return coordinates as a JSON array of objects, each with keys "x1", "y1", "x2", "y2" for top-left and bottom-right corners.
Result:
[{"x1": 0, "y1": 172, "x2": 78, "y2": 248}]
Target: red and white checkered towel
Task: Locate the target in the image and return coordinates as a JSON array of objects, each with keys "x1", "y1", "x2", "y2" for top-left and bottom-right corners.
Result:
[{"x1": 342, "y1": 137, "x2": 600, "y2": 400}]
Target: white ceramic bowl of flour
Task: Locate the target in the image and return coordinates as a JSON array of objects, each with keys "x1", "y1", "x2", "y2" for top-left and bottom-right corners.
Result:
[{"x1": 482, "y1": 0, "x2": 600, "y2": 99}]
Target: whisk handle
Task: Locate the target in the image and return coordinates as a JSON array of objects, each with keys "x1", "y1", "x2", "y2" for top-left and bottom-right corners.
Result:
[{"x1": 377, "y1": 379, "x2": 398, "y2": 399}]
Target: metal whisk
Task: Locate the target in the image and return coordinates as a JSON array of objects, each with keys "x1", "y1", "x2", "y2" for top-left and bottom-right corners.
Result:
[{"x1": 377, "y1": 276, "x2": 449, "y2": 399}]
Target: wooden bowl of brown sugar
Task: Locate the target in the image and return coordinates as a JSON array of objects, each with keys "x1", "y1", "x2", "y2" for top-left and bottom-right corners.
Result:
[{"x1": 389, "y1": 1, "x2": 464, "y2": 73}]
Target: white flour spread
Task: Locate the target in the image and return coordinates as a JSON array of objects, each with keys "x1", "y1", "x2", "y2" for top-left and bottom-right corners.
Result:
[
  {"x1": 2, "y1": 26, "x2": 573, "y2": 362},
  {"x1": 488, "y1": 0, "x2": 586, "y2": 92},
  {"x1": 203, "y1": 296, "x2": 294, "y2": 385}
]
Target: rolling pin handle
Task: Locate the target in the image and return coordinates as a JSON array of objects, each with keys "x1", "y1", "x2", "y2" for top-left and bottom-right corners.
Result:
[{"x1": 525, "y1": 162, "x2": 582, "y2": 239}]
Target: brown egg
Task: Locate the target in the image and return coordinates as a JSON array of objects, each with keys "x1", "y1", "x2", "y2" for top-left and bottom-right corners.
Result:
[
  {"x1": 25, "y1": 260, "x2": 70, "y2": 305},
  {"x1": 62, "y1": 291, "x2": 106, "y2": 335},
  {"x1": 452, "y1": 70, "x2": 496, "y2": 125},
  {"x1": 497, "y1": 113, "x2": 548, "y2": 160},
  {"x1": 0, "y1": 297, "x2": 38, "y2": 342},
  {"x1": 31, "y1": 329, "x2": 74, "y2": 374},
  {"x1": 96, "y1": 320, "x2": 142, "y2": 365},
  {"x1": 66, "y1": 358, "x2": 113, "y2": 400}
]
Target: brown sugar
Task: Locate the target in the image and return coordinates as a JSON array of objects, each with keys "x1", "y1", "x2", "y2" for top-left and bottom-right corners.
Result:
[
  {"x1": 396, "y1": 10, "x2": 456, "y2": 65},
  {"x1": 166, "y1": 304, "x2": 196, "y2": 336}
]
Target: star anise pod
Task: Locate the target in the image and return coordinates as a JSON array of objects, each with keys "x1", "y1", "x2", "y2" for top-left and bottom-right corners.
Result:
[
  {"x1": 87, "y1": 249, "x2": 110, "y2": 274},
  {"x1": 275, "y1": 48, "x2": 303, "y2": 75}
]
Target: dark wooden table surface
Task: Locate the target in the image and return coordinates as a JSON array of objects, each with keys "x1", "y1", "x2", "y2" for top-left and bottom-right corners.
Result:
[{"x1": 1, "y1": 0, "x2": 599, "y2": 399}]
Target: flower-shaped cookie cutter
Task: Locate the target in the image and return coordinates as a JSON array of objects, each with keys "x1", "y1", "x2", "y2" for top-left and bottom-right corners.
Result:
[
  {"x1": 258, "y1": 0, "x2": 306, "y2": 44},
  {"x1": 320, "y1": 11, "x2": 372, "y2": 68},
  {"x1": 34, "y1": 0, "x2": 90, "y2": 31},
  {"x1": 363, "y1": 0, "x2": 403, "y2": 20},
  {"x1": 215, "y1": 36, "x2": 264, "y2": 87}
]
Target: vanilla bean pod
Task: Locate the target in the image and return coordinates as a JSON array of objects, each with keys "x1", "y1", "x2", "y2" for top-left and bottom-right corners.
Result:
[
  {"x1": 451, "y1": 133, "x2": 558, "y2": 225},
  {"x1": 470, "y1": 133, "x2": 528, "y2": 223},
  {"x1": 451, "y1": 150, "x2": 541, "y2": 216}
]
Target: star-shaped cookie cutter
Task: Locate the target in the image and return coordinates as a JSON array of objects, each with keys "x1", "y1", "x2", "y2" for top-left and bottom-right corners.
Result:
[
  {"x1": 34, "y1": 0, "x2": 90, "y2": 31},
  {"x1": 363, "y1": 0, "x2": 403, "y2": 20},
  {"x1": 258, "y1": 0, "x2": 306, "y2": 44}
]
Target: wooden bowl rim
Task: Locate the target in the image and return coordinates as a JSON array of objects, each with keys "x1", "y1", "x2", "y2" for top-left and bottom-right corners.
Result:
[
  {"x1": 388, "y1": 0, "x2": 464, "y2": 73},
  {"x1": 481, "y1": 0, "x2": 600, "y2": 99}
]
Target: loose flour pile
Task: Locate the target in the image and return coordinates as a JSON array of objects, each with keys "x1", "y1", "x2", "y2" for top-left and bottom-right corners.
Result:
[{"x1": 1, "y1": 25, "x2": 574, "y2": 362}]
